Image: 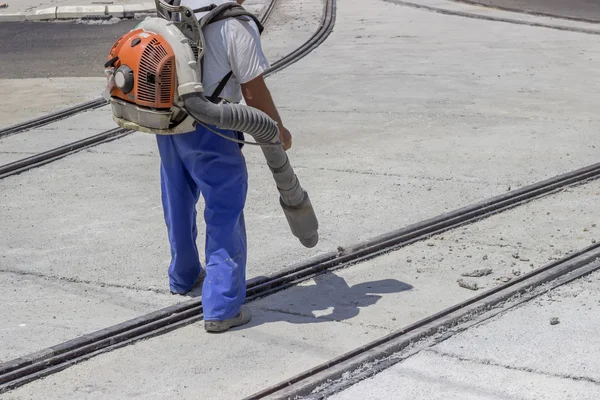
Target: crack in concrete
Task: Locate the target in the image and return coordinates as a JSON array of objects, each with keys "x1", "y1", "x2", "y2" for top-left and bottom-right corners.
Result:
[
  {"x1": 425, "y1": 348, "x2": 600, "y2": 384},
  {"x1": 244, "y1": 160, "x2": 514, "y2": 186},
  {"x1": 276, "y1": 107, "x2": 598, "y2": 122},
  {"x1": 0, "y1": 267, "x2": 171, "y2": 295}
]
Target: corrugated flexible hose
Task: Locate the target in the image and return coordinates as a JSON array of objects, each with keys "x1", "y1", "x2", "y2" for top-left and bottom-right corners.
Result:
[{"x1": 183, "y1": 93, "x2": 319, "y2": 248}]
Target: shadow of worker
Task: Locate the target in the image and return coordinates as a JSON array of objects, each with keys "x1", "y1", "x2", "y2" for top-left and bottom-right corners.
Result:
[{"x1": 254, "y1": 271, "x2": 413, "y2": 326}]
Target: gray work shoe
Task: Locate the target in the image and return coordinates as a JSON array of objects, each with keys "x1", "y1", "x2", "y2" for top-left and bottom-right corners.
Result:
[{"x1": 204, "y1": 306, "x2": 252, "y2": 333}]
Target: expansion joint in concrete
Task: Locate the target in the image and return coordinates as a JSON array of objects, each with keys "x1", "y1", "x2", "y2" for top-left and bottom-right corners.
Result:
[
  {"x1": 0, "y1": 267, "x2": 170, "y2": 295},
  {"x1": 425, "y1": 348, "x2": 600, "y2": 385}
]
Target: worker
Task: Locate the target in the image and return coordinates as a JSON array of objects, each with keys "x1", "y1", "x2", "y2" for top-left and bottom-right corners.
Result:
[{"x1": 156, "y1": 0, "x2": 292, "y2": 333}]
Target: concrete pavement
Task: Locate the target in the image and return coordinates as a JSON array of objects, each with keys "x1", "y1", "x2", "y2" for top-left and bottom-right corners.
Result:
[
  {"x1": 0, "y1": 0, "x2": 322, "y2": 361},
  {"x1": 460, "y1": 0, "x2": 600, "y2": 23},
  {"x1": 4, "y1": 159, "x2": 600, "y2": 399},
  {"x1": 0, "y1": 78, "x2": 106, "y2": 129},
  {"x1": 330, "y1": 269, "x2": 600, "y2": 400},
  {"x1": 1, "y1": 0, "x2": 600, "y2": 397},
  {"x1": 0, "y1": 107, "x2": 116, "y2": 165}
]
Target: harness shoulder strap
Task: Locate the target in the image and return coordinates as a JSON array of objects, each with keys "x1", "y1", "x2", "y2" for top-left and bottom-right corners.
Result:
[
  {"x1": 197, "y1": 3, "x2": 265, "y2": 103},
  {"x1": 197, "y1": 3, "x2": 264, "y2": 33}
]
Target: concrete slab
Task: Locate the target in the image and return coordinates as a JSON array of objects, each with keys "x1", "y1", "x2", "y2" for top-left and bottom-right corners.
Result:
[
  {"x1": 0, "y1": 0, "x2": 332, "y2": 362},
  {"x1": 432, "y1": 270, "x2": 600, "y2": 382},
  {"x1": 3, "y1": 0, "x2": 600, "y2": 396},
  {"x1": 0, "y1": 106, "x2": 114, "y2": 165},
  {"x1": 461, "y1": 0, "x2": 600, "y2": 23},
  {"x1": 23, "y1": 7, "x2": 56, "y2": 21},
  {"x1": 0, "y1": 78, "x2": 106, "y2": 129},
  {"x1": 1, "y1": 307, "x2": 392, "y2": 400},
  {"x1": 56, "y1": 6, "x2": 107, "y2": 19},
  {"x1": 394, "y1": 0, "x2": 600, "y2": 34},
  {"x1": 0, "y1": 270, "x2": 179, "y2": 362},
  {"x1": 330, "y1": 350, "x2": 600, "y2": 400},
  {"x1": 260, "y1": 0, "x2": 323, "y2": 62},
  {"x1": 329, "y1": 270, "x2": 600, "y2": 400},
  {"x1": 4, "y1": 178, "x2": 600, "y2": 399},
  {"x1": 0, "y1": 134, "x2": 508, "y2": 289}
]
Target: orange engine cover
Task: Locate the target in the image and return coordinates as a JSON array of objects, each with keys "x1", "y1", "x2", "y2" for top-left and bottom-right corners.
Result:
[{"x1": 108, "y1": 29, "x2": 176, "y2": 110}]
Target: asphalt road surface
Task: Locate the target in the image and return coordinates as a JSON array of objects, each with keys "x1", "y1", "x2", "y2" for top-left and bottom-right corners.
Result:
[
  {"x1": 1, "y1": 1, "x2": 598, "y2": 80},
  {"x1": 459, "y1": 0, "x2": 600, "y2": 23},
  {"x1": 0, "y1": 20, "x2": 139, "y2": 79}
]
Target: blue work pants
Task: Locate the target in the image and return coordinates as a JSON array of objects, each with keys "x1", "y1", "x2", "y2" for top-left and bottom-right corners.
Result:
[{"x1": 156, "y1": 125, "x2": 248, "y2": 321}]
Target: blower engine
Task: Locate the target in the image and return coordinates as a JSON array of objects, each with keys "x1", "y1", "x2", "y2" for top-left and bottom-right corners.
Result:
[{"x1": 103, "y1": 0, "x2": 319, "y2": 248}]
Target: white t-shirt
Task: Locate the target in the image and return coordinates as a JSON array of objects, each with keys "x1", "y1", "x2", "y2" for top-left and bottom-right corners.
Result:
[{"x1": 180, "y1": 0, "x2": 270, "y2": 103}]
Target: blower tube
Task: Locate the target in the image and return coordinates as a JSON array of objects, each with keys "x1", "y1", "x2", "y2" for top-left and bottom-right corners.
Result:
[{"x1": 182, "y1": 93, "x2": 319, "y2": 248}]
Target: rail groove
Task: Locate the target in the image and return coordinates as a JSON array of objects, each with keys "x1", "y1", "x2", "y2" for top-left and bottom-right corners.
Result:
[
  {"x1": 0, "y1": 0, "x2": 316, "y2": 181},
  {"x1": 0, "y1": 0, "x2": 337, "y2": 391},
  {"x1": 0, "y1": 99, "x2": 108, "y2": 140},
  {"x1": 248, "y1": 242, "x2": 600, "y2": 399},
  {"x1": 5, "y1": 145, "x2": 600, "y2": 392}
]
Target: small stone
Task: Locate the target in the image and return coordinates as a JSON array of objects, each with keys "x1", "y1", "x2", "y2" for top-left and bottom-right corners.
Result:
[
  {"x1": 391, "y1": 317, "x2": 396, "y2": 321},
  {"x1": 550, "y1": 317, "x2": 560, "y2": 325},
  {"x1": 457, "y1": 279, "x2": 479, "y2": 291},
  {"x1": 512, "y1": 253, "x2": 520, "y2": 259},
  {"x1": 427, "y1": 242, "x2": 435, "y2": 247},
  {"x1": 593, "y1": 240, "x2": 597, "y2": 244},
  {"x1": 584, "y1": 228, "x2": 589, "y2": 232},
  {"x1": 519, "y1": 257, "x2": 530, "y2": 262},
  {"x1": 461, "y1": 268, "x2": 493, "y2": 277},
  {"x1": 416, "y1": 268, "x2": 423, "y2": 273},
  {"x1": 512, "y1": 269, "x2": 521, "y2": 276},
  {"x1": 496, "y1": 276, "x2": 512, "y2": 283},
  {"x1": 407, "y1": 258, "x2": 412, "y2": 263},
  {"x1": 593, "y1": 224, "x2": 597, "y2": 228},
  {"x1": 483, "y1": 255, "x2": 488, "y2": 261}
]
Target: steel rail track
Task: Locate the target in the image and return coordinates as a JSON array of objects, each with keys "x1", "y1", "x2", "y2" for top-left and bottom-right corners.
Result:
[
  {"x1": 247, "y1": 242, "x2": 600, "y2": 399},
  {"x1": 0, "y1": 0, "x2": 337, "y2": 392},
  {"x1": 2, "y1": 148, "x2": 600, "y2": 391},
  {"x1": 1, "y1": 0, "x2": 598, "y2": 394},
  {"x1": 0, "y1": 128, "x2": 130, "y2": 180},
  {"x1": 0, "y1": 98, "x2": 108, "y2": 140},
  {"x1": 0, "y1": 0, "x2": 299, "y2": 181},
  {"x1": 0, "y1": 1, "x2": 280, "y2": 141}
]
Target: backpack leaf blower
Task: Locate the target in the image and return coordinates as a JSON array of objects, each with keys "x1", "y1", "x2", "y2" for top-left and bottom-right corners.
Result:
[{"x1": 103, "y1": 0, "x2": 319, "y2": 248}]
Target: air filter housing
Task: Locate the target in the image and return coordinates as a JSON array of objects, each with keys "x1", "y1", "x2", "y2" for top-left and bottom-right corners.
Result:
[{"x1": 106, "y1": 29, "x2": 177, "y2": 130}]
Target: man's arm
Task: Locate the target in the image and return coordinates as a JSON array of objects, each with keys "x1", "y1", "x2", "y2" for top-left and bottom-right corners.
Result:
[{"x1": 241, "y1": 75, "x2": 292, "y2": 150}]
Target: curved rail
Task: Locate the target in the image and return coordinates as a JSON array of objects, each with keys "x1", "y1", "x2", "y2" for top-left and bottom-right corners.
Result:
[
  {"x1": 0, "y1": 0, "x2": 298, "y2": 181},
  {"x1": 3, "y1": 0, "x2": 600, "y2": 395},
  {"x1": 0, "y1": 0, "x2": 338, "y2": 391},
  {"x1": 0, "y1": 0, "x2": 280, "y2": 142}
]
